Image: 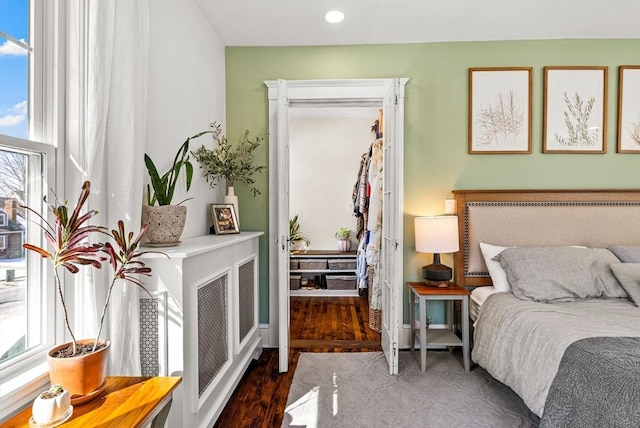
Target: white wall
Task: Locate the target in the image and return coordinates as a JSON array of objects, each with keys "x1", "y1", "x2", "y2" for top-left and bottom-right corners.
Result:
[
  {"x1": 289, "y1": 113, "x2": 377, "y2": 250},
  {"x1": 146, "y1": 0, "x2": 226, "y2": 239}
]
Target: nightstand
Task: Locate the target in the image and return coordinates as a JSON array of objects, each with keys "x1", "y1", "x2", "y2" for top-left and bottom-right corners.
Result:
[{"x1": 408, "y1": 281, "x2": 470, "y2": 372}]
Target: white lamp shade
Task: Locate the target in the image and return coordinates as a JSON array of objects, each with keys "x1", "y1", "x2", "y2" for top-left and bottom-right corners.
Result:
[{"x1": 414, "y1": 216, "x2": 459, "y2": 254}]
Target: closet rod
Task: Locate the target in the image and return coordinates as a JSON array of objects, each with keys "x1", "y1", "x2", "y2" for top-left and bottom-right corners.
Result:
[{"x1": 289, "y1": 99, "x2": 382, "y2": 108}]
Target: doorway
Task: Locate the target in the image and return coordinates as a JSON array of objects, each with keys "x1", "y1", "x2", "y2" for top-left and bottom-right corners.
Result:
[{"x1": 265, "y1": 78, "x2": 408, "y2": 374}]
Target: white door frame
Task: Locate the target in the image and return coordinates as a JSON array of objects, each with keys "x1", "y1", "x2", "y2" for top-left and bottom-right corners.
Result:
[{"x1": 265, "y1": 78, "x2": 407, "y2": 373}]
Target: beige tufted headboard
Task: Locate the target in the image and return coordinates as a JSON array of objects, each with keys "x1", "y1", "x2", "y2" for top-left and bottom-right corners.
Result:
[{"x1": 452, "y1": 189, "x2": 640, "y2": 287}]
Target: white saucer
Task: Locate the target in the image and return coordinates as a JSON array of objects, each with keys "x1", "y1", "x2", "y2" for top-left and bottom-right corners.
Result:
[{"x1": 29, "y1": 405, "x2": 73, "y2": 427}]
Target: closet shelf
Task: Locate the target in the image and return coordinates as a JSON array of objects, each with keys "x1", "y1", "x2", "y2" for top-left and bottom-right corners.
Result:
[
  {"x1": 289, "y1": 250, "x2": 358, "y2": 296},
  {"x1": 290, "y1": 251, "x2": 356, "y2": 258}
]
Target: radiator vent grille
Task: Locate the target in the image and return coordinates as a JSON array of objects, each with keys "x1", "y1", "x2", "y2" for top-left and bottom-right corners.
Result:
[
  {"x1": 139, "y1": 298, "x2": 159, "y2": 377},
  {"x1": 198, "y1": 274, "x2": 228, "y2": 396},
  {"x1": 238, "y1": 259, "x2": 255, "y2": 343}
]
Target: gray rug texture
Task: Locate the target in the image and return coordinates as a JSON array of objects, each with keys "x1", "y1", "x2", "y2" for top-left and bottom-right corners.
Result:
[{"x1": 282, "y1": 351, "x2": 539, "y2": 428}]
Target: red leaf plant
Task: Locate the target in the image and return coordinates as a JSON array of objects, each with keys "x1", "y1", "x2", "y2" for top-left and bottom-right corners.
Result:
[{"x1": 22, "y1": 181, "x2": 160, "y2": 357}]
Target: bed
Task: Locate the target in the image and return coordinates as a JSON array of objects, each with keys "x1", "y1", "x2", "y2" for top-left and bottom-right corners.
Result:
[{"x1": 452, "y1": 189, "x2": 640, "y2": 427}]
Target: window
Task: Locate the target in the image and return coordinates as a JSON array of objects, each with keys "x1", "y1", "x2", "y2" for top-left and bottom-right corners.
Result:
[
  {"x1": 0, "y1": 0, "x2": 57, "y2": 398},
  {"x1": 0, "y1": 0, "x2": 30, "y2": 140},
  {"x1": 0, "y1": 211, "x2": 7, "y2": 226},
  {"x1": 0, "y1": 235, "x2": 6, "y2": 249}
]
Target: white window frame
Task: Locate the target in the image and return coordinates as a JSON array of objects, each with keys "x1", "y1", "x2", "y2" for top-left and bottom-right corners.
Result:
[
  {"x1": 0, "y1": 234, "x2": 6, "y2": 249},
  {"x1": 0, "y1": 0, "x2": 63, "y2": 419},
  {"x1": 0, "y1": 212, "x2": 6, "y2": 227}
]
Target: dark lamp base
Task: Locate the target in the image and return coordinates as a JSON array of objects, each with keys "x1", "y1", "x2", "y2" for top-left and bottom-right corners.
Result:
[{"x1": 422, "y1": 263, "x2": 452, "y2": 282}]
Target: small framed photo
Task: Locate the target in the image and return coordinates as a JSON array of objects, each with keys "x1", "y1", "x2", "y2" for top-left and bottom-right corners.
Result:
[
  {"x1": 617, "y1": 65, "x2": 640, "y2": 153},
  {"x1": 543, "y1": 66, "x2": 608, "y2": 153},
  {"x1": 210, "y1": 204, "x2": 240, "y2": 235},
  {"x1": 468, "y1": 67, "x2": 532, "y2": 154}
]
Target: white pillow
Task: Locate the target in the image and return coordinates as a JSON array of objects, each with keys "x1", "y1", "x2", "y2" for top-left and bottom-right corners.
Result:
[{"x1": 479, "y1": 242, "x2": 512, "y2": 292}]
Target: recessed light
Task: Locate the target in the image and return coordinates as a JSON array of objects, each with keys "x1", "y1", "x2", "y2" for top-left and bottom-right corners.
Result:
[{"x1": 324, "y1": 10, "x2": 345, "y2": 24}]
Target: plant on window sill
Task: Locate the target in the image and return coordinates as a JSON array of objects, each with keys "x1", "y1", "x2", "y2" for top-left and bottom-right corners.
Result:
[{"x1": 22, "y1": 181, "x2": 157, "y2": 356}]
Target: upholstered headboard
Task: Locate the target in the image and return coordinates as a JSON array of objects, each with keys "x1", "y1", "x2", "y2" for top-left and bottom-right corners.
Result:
[{"x1": 452, "y1": 189, "x2": 640, "y2": 287}]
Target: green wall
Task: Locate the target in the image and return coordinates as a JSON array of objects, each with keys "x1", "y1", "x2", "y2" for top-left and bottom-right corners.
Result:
[{"x1": 225, "y1": 39, "x2": 640, "y2": 325}]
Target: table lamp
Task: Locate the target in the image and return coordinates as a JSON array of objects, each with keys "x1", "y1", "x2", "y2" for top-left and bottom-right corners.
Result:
[{"x1": 414, "y1": 215, "x2": 459, "y2": 283}]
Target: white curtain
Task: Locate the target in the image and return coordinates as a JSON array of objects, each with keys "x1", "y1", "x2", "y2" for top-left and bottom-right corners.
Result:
[{"x1": 66, "y1": 0, "x2": 149, "y2": 375}]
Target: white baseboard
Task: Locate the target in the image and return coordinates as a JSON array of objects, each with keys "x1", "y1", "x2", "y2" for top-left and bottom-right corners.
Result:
[{"x1": 259, "y1": 324, "x2": 275, "y2": 348}]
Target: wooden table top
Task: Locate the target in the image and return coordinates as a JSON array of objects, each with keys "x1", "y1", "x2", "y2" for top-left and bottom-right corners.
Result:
[
  {"x1": 407, "y1": 281, "x2": 470, "y2": 296},
  {"x1": 3, "y1": 376, "x2": 182, "y2": 428}
]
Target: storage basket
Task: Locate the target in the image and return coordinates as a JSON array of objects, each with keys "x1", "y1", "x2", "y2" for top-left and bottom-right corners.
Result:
[
  {"x1": 289, "y1": 259, "x2": 299, "y2": 270},
  {"x1": 290, "y1": 274, "x2": 301, "y2": 290},
  {"x1": 328, "y1": 259, "x2": 356, "y2": 270},
  {"x1": 367, "y1": 265, "x2": 381, "y2": 333},
  {"x1": 298, "y1": 259, "x2": 327, "y2": 270},
  {"x1": 326, "y1": 275, "x2": 356, "y2": 290}
]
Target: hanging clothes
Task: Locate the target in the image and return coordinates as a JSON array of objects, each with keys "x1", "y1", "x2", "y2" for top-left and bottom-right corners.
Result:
[
  {"x1": 352, "y1": 151, "x2": 370, "y2": 239},
  {"x1": 366, "y1": 138, "x2": 384, "y2": 311},
  {"x1": 352, "y1": 113, "x2": 384, "y2": 332}
]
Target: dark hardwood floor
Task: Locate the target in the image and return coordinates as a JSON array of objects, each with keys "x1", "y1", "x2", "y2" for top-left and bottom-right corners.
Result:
[{"x1": 213, "y1": 295, "x2": 381, "y2": 428}]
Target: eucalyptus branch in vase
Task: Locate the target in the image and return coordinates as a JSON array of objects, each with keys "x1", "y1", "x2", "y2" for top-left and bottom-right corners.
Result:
[{"x1": 191, "y1": 122, "x2": 266, "y2": 196}]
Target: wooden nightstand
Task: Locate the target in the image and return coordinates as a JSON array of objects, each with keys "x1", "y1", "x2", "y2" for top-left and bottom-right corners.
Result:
[{"x1": 407, "y1": 282, "x2": 470, "y2": 372}]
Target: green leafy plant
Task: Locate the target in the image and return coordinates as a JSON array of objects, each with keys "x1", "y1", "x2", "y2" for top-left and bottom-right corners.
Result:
[
  {"x1": 145, "y1": 128, "x2": 216, "y2": 206},
  {"x1": 39, "y1": 384, "x2": 65, "y2": 400},
  {"x1": 334, "y1": 227, "x2": 351, "y2": 240},
  {"x1": 289, "y1": 214, "x2": 310, "y2": 248},
  {"x1": 191, "y1": 122, "x2": 266, "y2": 196},
  {"x1": 22, "y1": 181, "x2": 158, "y2": 356}
]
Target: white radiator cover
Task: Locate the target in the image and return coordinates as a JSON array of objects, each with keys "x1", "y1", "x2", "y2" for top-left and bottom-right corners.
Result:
[{"x1": 139, "y1": 232, "x2": 262, "y2": 427}]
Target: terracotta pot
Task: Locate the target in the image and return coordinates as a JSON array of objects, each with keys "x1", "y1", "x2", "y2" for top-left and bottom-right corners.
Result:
[
  {"x1": 47, "y1": 339, "x2": 110, "y2": 399},
  {"x1": 141, "y1": 205, "x2": 186, "y2": 244}
]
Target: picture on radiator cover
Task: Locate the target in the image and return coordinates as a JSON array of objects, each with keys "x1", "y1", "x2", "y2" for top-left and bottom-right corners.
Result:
[{"x1": 211, "y1": 203, "x2": 240, "y2": 234}]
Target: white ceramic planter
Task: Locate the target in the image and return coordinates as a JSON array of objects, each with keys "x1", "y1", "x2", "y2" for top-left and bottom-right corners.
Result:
[{"x1": 31, "y1": 385, "x2": 71, "y2": 425}]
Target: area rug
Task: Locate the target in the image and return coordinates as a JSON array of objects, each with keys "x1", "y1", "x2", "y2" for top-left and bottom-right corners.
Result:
[{"x1": 282, "y1": 351, "x2": 539, "y2": 428}]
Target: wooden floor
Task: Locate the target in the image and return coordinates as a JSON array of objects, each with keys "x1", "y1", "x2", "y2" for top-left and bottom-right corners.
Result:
[{"x1": 213, "y1": 295, "x2": 381, "y2": 428}]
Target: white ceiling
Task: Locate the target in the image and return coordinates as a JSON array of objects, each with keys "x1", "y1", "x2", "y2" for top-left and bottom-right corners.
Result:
[{"x1": 194, "y1": 0, "x2": 640, "y2": 47}]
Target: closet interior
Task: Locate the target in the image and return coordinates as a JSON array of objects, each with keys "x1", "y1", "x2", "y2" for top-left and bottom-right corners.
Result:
[{"x1": 288, "y1": 106, "x2": 384, "y2": 333}]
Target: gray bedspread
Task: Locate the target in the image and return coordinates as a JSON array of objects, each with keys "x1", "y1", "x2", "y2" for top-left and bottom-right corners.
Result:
[
  {"x1": 472, "y1": 293, "x2": 640, "y2": 417},
  {"x1": 539, "y1": 336, "x2": 640, "y2": 428}
]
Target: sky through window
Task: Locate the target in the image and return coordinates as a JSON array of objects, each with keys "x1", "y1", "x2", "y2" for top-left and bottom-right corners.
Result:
[{"x1": 0, "y1": 0, "x2": 29, "y2": 139}]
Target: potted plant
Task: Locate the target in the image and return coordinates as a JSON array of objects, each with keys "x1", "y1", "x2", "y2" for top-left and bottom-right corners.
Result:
[
  {"x1": 143, "y1": 128, "x2": 215, "y2": 245},
  {"x1": 31, "y1": 384, "x2": 72, "y2": 425},
  {"x1": 191, "y1": 122, "x2": 266, "y2": 222},
  {"x1": 288, "y1": 214, "x2": 310, "y2": 251},
  {"x1": 22, "y1": 181, "x2": 157, "y2": 403},
  {"x1": 335, "y1": 227, "x2": 352, "y2": 252}
]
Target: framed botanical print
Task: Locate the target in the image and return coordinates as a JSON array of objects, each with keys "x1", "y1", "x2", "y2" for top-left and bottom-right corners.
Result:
[
  {"x1": 468, "y1": 67, "x2": 532, "y2": 154},
  {"x1": 543, "y1": 66, "x2": 608, "y2": 153},
  {"x1": 617, "y1": 65, "x2": 640, "y2": 153}
]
